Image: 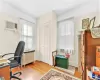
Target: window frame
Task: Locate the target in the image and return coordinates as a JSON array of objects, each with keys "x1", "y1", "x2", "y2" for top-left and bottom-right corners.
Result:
[
  {"x1": 21, "y1": 21, "x2": 35, "y2": 52},
  {"x1": 57, "y1": 18, "x2": 75, "y2": 51}
]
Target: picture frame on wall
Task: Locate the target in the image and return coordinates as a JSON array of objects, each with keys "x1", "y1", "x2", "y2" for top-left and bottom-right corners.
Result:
[
  {"x1": 89, "y1": 17, "x2": 96, "y2": 29},
  {"x1": 82, "y1": 18, "x2": 89, "y2": 29}
]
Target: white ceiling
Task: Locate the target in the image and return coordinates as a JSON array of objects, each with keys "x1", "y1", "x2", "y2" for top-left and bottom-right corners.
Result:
[{"x1": 4, "y1": 0, "x2": 91, "y2": 18}]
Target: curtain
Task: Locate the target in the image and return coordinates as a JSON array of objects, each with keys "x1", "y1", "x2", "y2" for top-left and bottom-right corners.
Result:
[
  {"x1": 57, "y1": 18, "x2": 74, "y2": 53},
  {"x1": 20, "y1": 19, "x2": 36, "y2": 51}
]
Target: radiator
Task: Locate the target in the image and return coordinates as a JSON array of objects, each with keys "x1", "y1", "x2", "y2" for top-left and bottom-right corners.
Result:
[
  {"x1": 58, "y1": 49, "x2": 74, "y2": 54},
  {"x1": 65, "y1": 49, "x2": 74, "y2": 54},
  {"x1": 21, "y1": 51, "x2": 34, "y2": 66}
]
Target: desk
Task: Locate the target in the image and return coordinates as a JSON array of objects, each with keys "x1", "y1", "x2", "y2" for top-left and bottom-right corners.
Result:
[{"x1": 0, "y1": 57, "x2": 10, "y2": 80}]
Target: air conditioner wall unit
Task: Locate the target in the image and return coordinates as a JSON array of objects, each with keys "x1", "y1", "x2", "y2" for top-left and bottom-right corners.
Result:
[{"x1": 5, "y1": 21, "x2": 18, "y2": 31}]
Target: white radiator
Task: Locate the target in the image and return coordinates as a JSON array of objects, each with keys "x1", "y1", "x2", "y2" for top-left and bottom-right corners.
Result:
[
  {"x1": 65, "y1": 49, "x2": 74, "y2": 54},
  {"x1": 58, "y1": 49, "x2": 74, "y2": 55},
  {"x1": 21, "y1": 51, "x2": 34, "y2": 66}
]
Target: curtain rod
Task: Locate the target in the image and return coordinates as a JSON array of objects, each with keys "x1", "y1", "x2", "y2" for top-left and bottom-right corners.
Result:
[
  {"x1": 57, "y1": 17, "x2": 74, "y2": 23},
  {"x1": 20, "y1": 18, "x2": 35, "y2": 24}
]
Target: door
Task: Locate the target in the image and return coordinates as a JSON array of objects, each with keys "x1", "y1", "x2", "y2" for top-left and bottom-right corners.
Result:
[
  {"x1": 44, "y1": 22, "x2": 50, "y2": 64},
  {"x1": 39, "y1": 23, "x2": 45, "y2": 61},
  {"x1": 39, "y1": 22, "x2": 51, "y2": 64}
]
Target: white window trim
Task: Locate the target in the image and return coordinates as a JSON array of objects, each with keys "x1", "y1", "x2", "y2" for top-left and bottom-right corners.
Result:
[
  {"x1": 57, "y1": 17, "x2": 75, "y2": 53},
  {"x1": 20, "y1": 19, "x2": 36, "y2": 52}
]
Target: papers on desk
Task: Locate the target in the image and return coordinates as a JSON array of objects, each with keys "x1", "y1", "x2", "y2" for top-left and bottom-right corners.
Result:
[
  {"x1": 87, "y1": 66, "x2": 100, "y2": 79},
  {"x1": 87, "y1": 70, "x2": 93, "y2": 79},
  {"x1": 0, "y1": 58, "x2": 9, "y2": 65},
  {"x1": 0, "y1": 77, "x2": 5, "y2": 80}
]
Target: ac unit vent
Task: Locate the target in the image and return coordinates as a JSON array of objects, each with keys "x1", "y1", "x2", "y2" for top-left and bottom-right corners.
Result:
[{"x1": 6, "y1": 21, "x2": 17, "y2": 30}]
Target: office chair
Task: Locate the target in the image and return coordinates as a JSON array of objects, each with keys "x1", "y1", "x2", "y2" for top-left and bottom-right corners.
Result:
[{"x1": 2, "y1": 41, "x2": 25, "y2": 80}]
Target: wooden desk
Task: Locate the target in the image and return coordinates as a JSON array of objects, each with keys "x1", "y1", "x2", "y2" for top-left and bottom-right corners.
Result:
[{"x1": 0, "y1": 64, "x2": 10, "y2": 80}]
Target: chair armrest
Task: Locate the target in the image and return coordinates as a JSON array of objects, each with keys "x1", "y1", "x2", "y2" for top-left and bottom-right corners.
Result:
[
  {"x1": 2, "y1": 53, "x2": 14, "y2": 57},
  {"x1": 8, "y1": 56, "x2": 21, "y2": 60},
  {"x1": 52, "y1": 50, "x2": 57, "y2": 66},
  {"x1": 52, "y1": 50, "x2": 57, "y2": 56}
]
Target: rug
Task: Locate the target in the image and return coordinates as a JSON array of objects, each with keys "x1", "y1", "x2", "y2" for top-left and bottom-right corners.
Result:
[
  {"x1": 55, "y1": 65, "x2": 75, "y2": 75},
  {"x1": 40, "y1": 69, "x2": 81, "y2": 80}
]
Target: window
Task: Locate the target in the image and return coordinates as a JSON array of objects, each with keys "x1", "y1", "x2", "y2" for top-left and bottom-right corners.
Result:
[
  {"x1": 57, "y1": 18, "x2": 74, "y2": 51},
  {"x1": 21, "y1": 20, "x2": 36, "y2": 52}
]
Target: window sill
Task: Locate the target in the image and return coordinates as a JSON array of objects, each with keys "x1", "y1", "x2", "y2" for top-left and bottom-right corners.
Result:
[{"x1": 24, "y1": 50, "x2": 35, "y2": 53}]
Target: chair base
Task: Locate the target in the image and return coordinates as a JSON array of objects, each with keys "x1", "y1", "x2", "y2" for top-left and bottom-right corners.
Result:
[
  {"x1": 13, "y1": 72, "x2": 22, "y2": 76},
  {"x1": 11, "y1": 71, "x2": 22, "y2": 80},
  {"x1": 11, "y1": 76, "x2": 21, "y2": 80}
]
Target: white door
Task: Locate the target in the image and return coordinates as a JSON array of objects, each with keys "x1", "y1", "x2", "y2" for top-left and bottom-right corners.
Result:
[
  {"x1": 39, "y1": 22, "x2": 51, "y2": 64},
  {"x1": 39, "y1": 23, "x2": 44, "y2": 61},
  {"x1": 44, "y1": 22, "x2": 50, "y2": 64}
]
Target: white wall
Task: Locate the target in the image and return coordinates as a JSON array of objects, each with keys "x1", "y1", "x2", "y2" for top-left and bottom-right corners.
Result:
[
  {"x1": 57, "y1": 0, "x2": 99, "y2": 67},
  {"x1": 0, "y1": 0, "x2": 36, "y2": 23},
  {"x1": 98, "y1": 0, "x2": 100, "y2": 21},
  {"x1": 58, "y1": 0, "x2": 98, "y2": 22},
  {"x1": 0, "y1": 0, "x2": 36, "y2": 56},
  {"x1": 0, "y1": 13, "x2": 20, "y2": 55}
]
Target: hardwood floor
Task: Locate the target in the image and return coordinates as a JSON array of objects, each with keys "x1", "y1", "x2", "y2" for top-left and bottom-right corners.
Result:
[
  {"x1": 28, "y1": 61, "x2": 53, "y2": 74},
  {"x1": 12, "y1": 61, "x2": 53, "y2": 80},
  {"x1": 12, "y1": 61, "x2": 81, "y2": 80}
]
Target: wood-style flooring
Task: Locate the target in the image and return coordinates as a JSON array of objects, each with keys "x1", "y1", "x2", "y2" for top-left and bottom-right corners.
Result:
[{"x1": 12, "y1": 61, "x2": 81, "y2": 80}]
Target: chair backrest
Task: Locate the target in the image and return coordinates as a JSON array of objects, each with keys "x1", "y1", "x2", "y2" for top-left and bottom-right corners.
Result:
[{"x1": 14, "y1": 41, "x2": 25, "y2": 64}]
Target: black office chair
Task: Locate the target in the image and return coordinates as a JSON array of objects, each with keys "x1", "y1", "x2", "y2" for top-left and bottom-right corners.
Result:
[{"x1": 2, "y1": 41, "x2": 25, "y2": 80}]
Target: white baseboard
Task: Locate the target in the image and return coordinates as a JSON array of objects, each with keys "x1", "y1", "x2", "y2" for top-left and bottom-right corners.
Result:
[{"x1": 69, "y1": 61, "x2": 78, "y2": 67}]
